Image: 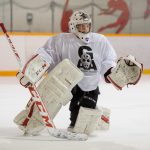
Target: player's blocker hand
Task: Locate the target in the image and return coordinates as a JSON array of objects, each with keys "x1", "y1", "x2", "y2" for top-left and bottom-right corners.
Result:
[
  {"x1": 107, "y1": 55, "x2": 143, "y2": 90},
  {"x1": 16, "y1": 71, "x2": 32, "y2": 88},
  {"x1": 16, "y1": 54, "x2": 50, "y2": 88}
]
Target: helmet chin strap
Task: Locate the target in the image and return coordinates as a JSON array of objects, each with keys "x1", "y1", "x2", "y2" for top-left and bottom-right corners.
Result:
[
  {"x1": 75, "y1": 27, "x2": 91, "y2": 43},
  {"x1": 75, "y1": 32, "x2": 91, "y2": 44}
]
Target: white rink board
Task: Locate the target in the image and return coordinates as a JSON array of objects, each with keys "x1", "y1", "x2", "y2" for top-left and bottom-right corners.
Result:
[{"x1": 0, "y1": 35, "x2": 150, "y2": 70}]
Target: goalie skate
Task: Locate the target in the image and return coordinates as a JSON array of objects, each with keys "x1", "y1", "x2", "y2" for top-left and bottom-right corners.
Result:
[{"x1": 48, "y1": 128, "x2": 88, "y2": 141}]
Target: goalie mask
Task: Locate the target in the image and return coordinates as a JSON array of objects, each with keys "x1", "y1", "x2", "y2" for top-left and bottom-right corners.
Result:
[{"x1": 69, "y1": 10, "x2": 92, "y2": 43}]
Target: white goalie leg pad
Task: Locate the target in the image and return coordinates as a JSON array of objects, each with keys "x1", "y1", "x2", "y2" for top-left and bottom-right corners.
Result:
[
  {"x1": 73, "y1": 107, "x2": 102, "y2": 135},
  {"x1": 50, "y1": 59, "x2": 84, "y2": 90},
  {"x1": 14, "y1": 99, "x2": 61, "y2": 135},
  {"x1": 30, "y1": 58, "x2": 84, "y2": 122},
  {"x1": 96, "y1": 107, "x2": 111, "y2": 130},
  {"x1": 37, "y1": 73, "x2": 72, "y2": 107},
  {"x1": 37, "y1": 59, "x2": 84, "y2": 106},
  {"x1": 14, "y1": 59, "x2": 84, "y2": 134},
  {"x1": 14, "y1": 110, "x2": 45, "y2": 135}
]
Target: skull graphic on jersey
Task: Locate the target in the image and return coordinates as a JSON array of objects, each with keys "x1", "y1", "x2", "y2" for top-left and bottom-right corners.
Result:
[
  {"x1": 80, "y1": 50, "x2": 92, "y2": 69},
  {"x1": 77, "y1": 46, "x2": 97, "y2": 71}
]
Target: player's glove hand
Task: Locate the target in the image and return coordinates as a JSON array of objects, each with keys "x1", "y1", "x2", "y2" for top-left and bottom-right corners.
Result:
[
  {"x1": 107, "y1": 55, "x2": 143, "y2": 90},
  {"x1": 104, "y1": 67, "x2": 113, "y2": 83}
]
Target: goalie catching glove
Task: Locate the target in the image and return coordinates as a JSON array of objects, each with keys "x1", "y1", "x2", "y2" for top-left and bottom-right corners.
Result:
[{"x1": 107, "y1": 55, "x2": 143, "y2": 90}]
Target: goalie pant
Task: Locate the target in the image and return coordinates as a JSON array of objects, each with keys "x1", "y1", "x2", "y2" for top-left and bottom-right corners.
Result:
[{"x1": 69, "y1": 85, "x2": 100, "y2": 127}]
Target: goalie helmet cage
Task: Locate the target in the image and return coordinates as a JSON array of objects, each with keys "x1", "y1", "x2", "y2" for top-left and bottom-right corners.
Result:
[{"x1": 0, "y1": 22, "x2": 55, "y2": 130}]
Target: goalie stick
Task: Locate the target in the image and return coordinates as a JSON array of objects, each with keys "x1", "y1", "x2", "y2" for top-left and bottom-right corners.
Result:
[
  {"x1": 0, "y1": 22, "x2": 54, "y2": 130},
  {"x1": 0, "y1": 23, "x2": 88, "y2": 141}
]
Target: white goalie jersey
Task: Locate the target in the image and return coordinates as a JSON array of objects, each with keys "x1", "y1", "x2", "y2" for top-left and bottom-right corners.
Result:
[{"x1": 37, "y1": 33, "x2": 117, "y2": 91}]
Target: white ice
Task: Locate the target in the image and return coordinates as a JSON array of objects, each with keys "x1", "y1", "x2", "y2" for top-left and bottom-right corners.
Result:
[{"x1": 0, "y1": 75, "x2": 150, "y2": 150}]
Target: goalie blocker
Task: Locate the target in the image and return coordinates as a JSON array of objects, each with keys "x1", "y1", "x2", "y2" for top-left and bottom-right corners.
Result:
[
  {"x1": 16, "y1": 54, "x2": 50, "y2": 87},
  {"x1": 107, "y1": 55, "x2": 143, "y2": 90},
  {"x1": 14, "y1": 59, "x2": 84, "y2": 135}
]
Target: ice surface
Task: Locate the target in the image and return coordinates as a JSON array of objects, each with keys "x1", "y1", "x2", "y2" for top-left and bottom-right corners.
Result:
[{"x1": 0, "y1": 75, "x2": 150, "y2": 150}]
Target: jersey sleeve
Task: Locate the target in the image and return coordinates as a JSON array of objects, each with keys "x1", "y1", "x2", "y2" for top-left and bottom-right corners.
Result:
[
  {"x1": 100, "y1": 35, "x2": 117, "y2": 75},
  {"x1": 36, "y1": 36, "x2": 62, "y2": 70}
]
